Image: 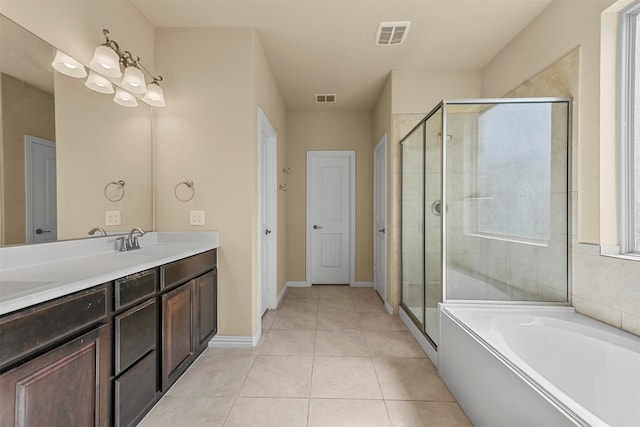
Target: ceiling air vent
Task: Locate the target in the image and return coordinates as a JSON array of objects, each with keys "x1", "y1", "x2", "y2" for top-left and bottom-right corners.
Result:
[
  {"x1": 375, "y1": 21, "x2": 411, "y2": 46},
  {"x1": 315, "y1": 94, "x2": 337, "y2": 104}
]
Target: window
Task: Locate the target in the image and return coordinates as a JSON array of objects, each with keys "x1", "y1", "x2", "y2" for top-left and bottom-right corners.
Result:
[
  {"x1": 621, "y1": 1, "x2": 640, "y2": 254},
  {"x1": 474, "y1": 103, "x2": 552, "y2": 243}
]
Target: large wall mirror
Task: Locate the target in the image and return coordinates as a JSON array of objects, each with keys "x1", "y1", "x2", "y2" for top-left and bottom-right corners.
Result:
[{"x1": 0, "y1": 15, "x2": 153, "y2": 247}]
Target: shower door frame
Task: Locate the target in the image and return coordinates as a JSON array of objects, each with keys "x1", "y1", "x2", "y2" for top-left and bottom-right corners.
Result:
[{"x1": 399, "y1": 97, "x2": 574, "y2": 352}]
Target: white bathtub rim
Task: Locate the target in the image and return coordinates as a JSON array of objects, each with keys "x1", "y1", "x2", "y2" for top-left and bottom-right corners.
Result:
[{"x1": 441, "y1": 304, "x2": 610, "y2": 427}]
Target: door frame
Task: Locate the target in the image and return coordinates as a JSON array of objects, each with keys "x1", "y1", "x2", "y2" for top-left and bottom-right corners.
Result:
[
  {"x1": 374, "y1": 134, "x2": 388, "y2": 303},
  {"x1": 258, "y1": 108, "x2": 278, "y2": 316},
  {"x1": 306, "y1": 150, "x2": 356, "y2": 287},
  {"x1": 25, "y1": 135, "x2": 56, "y2": 244}
]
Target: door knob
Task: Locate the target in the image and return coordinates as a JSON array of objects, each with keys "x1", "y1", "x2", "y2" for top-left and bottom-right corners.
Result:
[
  {"x1": 313, "y1": 225, "x2": 323, "y2": 230},
  {"x1": 265, "y1": 229, "x2": 272, "y2": 235},
  {"x1": 378, "y1": 228, "x2": 385, "y2": 233},
  {"x1": 35, "y1": 228, "x2": 51, "y2": 234}
]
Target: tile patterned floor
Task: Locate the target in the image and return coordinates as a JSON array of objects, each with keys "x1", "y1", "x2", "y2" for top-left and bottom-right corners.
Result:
[{"x1": 139, "y1": 286, "x2": 472, "y2": 427}]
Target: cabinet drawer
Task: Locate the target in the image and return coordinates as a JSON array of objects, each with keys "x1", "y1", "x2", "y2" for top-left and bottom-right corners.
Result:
[
  {"x1": 114, "y1": 350, "x2": 157, "y2": 427},
  {"x1": 114, "y1": 269, "x2": 157, "y2": 311},
  {"x1": 114, "y1": 299, "x2": 156, "y2": 375},
  {"x1": 161, "y1": 250, "x2": 216, "y2": 290},
  {"x1": 0, "y1": 285, "x2": 108, "y2": 370}
]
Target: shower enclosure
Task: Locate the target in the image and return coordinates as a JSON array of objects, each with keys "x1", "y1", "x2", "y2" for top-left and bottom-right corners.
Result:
[{"x1": 400, "y1": 98, "x2": 572, "y2": 347}]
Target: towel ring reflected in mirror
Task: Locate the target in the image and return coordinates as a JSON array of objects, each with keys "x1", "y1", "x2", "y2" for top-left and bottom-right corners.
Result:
[
  {"x1": 174, "y1": 180, "x2": 195, "y2": 202},
  {"x1": 104, "y1": 180, "x2": 125, "y2": 202}
]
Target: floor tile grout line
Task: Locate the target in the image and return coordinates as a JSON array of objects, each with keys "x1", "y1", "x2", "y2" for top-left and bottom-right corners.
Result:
[{"x1": 220, "y1": 342, "x2": 262, "y2": 426}]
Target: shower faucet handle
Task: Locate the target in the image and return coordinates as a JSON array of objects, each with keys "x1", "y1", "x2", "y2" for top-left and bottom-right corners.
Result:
[{"x1": 313, "y1": 225, "x2": 323, "y2": 230}]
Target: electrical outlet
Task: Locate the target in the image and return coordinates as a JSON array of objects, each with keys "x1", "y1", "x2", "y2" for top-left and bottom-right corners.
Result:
[
  {"x1": 190, "y1": 210, "x2": 205, "y2": 226},
  {"x1": 106, "y1": 210, "x2": 121, "y2": 226}
]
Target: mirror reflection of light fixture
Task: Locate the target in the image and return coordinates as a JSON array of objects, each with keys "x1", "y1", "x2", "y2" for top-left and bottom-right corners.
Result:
[
  {"x1": 85, "y1": 70, "x2": 114, "y2": 94},
  {"x1": 114, "y1": 87, "x2": 138, "y2": 107},
  {"x1": 142, "y1": 78, "x2": 166, "y2": 107},
  {"x1": 51, "y1": 50, "x2": 87, "y2": 78}
]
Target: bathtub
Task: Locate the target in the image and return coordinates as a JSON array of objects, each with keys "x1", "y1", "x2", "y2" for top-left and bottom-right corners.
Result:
[{"x1": 438, "y1": 304, "x2": 640, "y2": 427}]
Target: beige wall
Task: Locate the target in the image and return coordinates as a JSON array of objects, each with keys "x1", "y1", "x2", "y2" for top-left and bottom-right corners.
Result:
[
  {"x1": 286, "y1": 111, "x2": 374, "y2": 283},
  {"x1": 155, "y1": 28, "x2": 286, "y2": 338},
  {"x1": 54, "y1": 74, "x2": 152, "y2": 239},
  {"x1": 0, "y1": 73, "x2": 55, "y2": 245},
  {"x1": 254, "y1": 35, "x2": 288, "y2": 300},
  {"x1": 391, "y1": 70, "x2": 482, "y2": 114}
]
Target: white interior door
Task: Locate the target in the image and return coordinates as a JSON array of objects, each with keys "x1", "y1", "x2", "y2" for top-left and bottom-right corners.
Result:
[
  {"x1": 25, "y1": 135, "x2": 57, "y2": 244},
  {"x1": 307, "y1": 151, "x2": 355, "y2": 285},
  {"x1": 374, "y1": 135, "x2": 387, "y2": 301},
  {"x1": 259, "y1": 109, "x2": 277, "y2": 316}
]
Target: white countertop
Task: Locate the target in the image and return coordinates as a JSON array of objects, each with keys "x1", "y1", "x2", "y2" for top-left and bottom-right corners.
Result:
[{"x1": 0, "y1": 232, "x2": 219, "y2": 315}]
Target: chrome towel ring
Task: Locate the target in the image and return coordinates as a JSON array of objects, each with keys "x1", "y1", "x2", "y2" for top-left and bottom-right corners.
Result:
[
  {"x1": 174, "y1": 180, "x2": 195, "y2": 202},
  {"x1": 104, "y1": 180, "x2": 125, "y2": 202}
]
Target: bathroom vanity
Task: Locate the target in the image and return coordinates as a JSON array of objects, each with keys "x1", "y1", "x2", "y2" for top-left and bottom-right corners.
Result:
[{"x1": 0, "y1": 232, "x2": 219, "y2": 427}]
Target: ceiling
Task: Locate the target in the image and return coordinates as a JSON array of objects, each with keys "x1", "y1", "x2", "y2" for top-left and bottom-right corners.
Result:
[{"x1": 131, "y1": 0, "x2": 553, "y2": 111}]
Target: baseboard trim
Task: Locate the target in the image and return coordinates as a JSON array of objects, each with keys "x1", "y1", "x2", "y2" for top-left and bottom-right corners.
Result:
[
  {"x1": 399, "y1": 305, "x2": 438, "y2": 367},
  {"x1": 209, "y1": 331, "x2": 261, "y2": 348},
  {"x1": 384, "y1": 301, "x2": 394, "y2": 315},
  {"x1": 286, "y1": 281, "x2": 309, "y2": 288},
  {"x1": 277, "y1": 283, "x2": 288, "y2": 306},
  {"x1": 353, "y1": 281, "x2": 373, "y2": 288}
]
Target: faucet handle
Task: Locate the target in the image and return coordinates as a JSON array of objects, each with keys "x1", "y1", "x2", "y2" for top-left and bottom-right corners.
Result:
[
  {"x1": 116, "y1": 236, "x2": 127, "y2": 252},
  {"x1": 132, "y1": 236, "x2": 140, "y2": 249}
]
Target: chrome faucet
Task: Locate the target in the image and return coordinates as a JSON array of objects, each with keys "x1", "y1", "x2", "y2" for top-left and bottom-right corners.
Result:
[
  {"x1": 115, "y1": 227, "x2": 146, "y2": 251},
  {"x1": 127, "y1": 227, "x2": 146, "y2": 250},
  {"x1": 88, "y1": 227, "x2": 107, "y2": 237}
]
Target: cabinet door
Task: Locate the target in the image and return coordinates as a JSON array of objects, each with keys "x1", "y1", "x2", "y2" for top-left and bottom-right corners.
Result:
[
  {"x1": 195, "y1": 270, "x2": 217, "y2": 352},
  {"x1": 161, "y1": 281, "x2": 195, "y2": 389},
  {"x1": 0, "y1": 325, "x2": 109, "y2": 427}
]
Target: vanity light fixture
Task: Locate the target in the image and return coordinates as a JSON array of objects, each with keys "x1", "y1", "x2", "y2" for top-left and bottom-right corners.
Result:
[
  {"x1": 51, "y1": 50, "x2": 87, "y2": 78},
  {"x1": 85, "y1": 70, "x2": 114, "y2": 94},
  {"x1": 88, "y1": 29, "x2": 166, "y2": 107},
  {"x1": 114, "y1": 87, "x2": 138, "y2": 107}
]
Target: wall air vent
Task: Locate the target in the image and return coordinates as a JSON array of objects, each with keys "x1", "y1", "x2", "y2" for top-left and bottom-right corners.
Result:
[
  {"x1": 375, "y1": 21, "x2": 411, "y2": 45},
  {"x1": 315, "y1": 94, "x2": 337, "y2": 103}
]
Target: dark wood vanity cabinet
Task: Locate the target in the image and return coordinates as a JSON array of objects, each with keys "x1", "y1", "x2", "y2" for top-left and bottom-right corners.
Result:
[
  {"x1": 195, "y1": 270, "x2": 218, "y2": 353},
  {"x1": 0, "y1": 248, "x2": 217, "y2": 427},
  {"x1": 0, "y1": 285, "x2": 110, "y2": 427},
  {"x1": 111, "y1": 270, "x2": 158, "y2": 427},
  {"x1": 160, "y1": 250, "x2": 217, "y2": 390}
]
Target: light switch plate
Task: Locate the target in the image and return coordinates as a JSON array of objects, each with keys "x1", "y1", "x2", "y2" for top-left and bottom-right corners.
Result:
[
  {"x1": 106, "y1": 210, "x2": 121, "y2": 226},
  {"x1": 190, "y1": 210, "x2": 205, "y2": 226}
]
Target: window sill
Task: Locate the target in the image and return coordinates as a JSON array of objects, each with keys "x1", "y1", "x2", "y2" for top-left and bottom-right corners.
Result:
[{"x1": 599, "y1": 244, "x2": 640, "y2": 262}]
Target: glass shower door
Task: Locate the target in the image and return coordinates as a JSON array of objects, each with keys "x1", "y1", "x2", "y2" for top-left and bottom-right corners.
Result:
[{"x1": 401, "y1": 122, "x2": 425, "y2": 328}]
